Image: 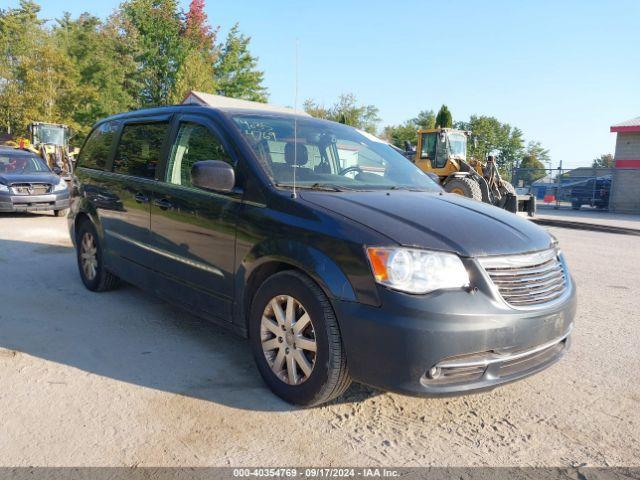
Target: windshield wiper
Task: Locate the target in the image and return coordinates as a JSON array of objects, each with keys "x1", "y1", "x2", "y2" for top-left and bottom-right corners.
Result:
[
  {"x1": 389, "y1": 186, "x2": 430, "y2": 192},
  {"x1": 276, "y1": 182, "x2": 348, "y2": 192}
]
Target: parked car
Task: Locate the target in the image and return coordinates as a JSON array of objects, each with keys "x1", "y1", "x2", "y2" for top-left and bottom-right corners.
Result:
[
  {"x1": 570, "y1": 176, "x2": 611, "y2": 210},
  {"x1": 69, "y1": 105, "x2": 577, "y2": 406},
  {"x1": 0, "y1": 147, "x2": 70, "y2": 216}
]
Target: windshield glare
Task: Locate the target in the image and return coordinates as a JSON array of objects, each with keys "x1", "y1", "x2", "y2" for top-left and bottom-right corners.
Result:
[
  {"x1": 232, "y1": 115, "x2": 440, "y2": 192},
  {"x1": 0, "y1": 154, "x2": 50, "y2": 174},
  {"x1": 448, "y1": 133, "x2": 467, "y2": 158}
]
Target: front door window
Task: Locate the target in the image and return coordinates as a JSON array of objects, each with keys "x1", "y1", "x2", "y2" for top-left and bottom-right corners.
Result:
[{"x1": 166, "y1": 122, "x2": 232, "y2": 187}]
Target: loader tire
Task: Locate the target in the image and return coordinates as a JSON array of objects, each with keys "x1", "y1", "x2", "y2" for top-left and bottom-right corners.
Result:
[
  {"x1": 444, "y1": 177, "x2": 483, "y2": 202},
  {"x1": 495, "y1": 181, "x2": 518, "y2": 211}
]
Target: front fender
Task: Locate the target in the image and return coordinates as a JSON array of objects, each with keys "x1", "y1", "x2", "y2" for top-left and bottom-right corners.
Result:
[{"x1": 241, "y1": 238, "x2": 358, "y2": 302}]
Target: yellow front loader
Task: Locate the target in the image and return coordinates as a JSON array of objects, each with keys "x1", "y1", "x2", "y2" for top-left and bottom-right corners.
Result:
[{"x1": 405, "y1": 128, "x2": 535, "y2": 216}]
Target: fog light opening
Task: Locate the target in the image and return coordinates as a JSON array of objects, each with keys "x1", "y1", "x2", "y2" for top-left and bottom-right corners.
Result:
[{"x1": 427, "y1": 366, "x2": 441, "y2": 379}]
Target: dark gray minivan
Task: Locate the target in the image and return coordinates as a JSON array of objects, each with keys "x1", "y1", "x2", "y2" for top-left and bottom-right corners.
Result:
[{"x1": 69, "y1": 105, "x2": 576, "y2": 406}]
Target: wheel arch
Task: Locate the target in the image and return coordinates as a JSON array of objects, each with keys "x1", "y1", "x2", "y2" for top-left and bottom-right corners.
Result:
[
  {"x1": 72, "y1": 207, "x2": 103, "y2": 242},
  {"x1": 237, "y1": 240, "x2": 357, "y2": 335}
]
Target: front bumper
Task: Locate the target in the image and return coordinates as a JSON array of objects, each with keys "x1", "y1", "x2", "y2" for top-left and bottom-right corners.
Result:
[
  {"x1": 333, "y1": 274, "x2": 577, "y2": 397},
  {"x1": 0, "y1": 191, "x2": 70, "y2": 212}
]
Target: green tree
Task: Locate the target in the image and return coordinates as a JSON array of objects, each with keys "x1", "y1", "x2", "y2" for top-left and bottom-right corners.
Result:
[
  {"x1": 382, "y1": 121, "x2": 419, "y2": 149},
  {"x1": 592, "y1": 153, "x2": 615, "y2": 168},
  {"x1": 302, "y1": 99, "x2": 330, "y2": 119},
  {"x1": 524, "y1": 141, "x2": 551, "y2": 166},
  {"x1": 514, "y1": 152, "x2": 547, "y2": 186},
  {"x1": 214, "y1": 23, "x2": 267, "y2": 102},
  {"x1": 121, "y1": 0, "x2": 185, "y2": 106},
  {"x1": 382, "y1": 109, "x2": 435, "y2": 148},
  {"x1": 53, "y1": 12, "x2": 140, "y2": 138},
  {"x1": 170, "y1": 0, "x2": 217, "y2": 103},
  {"x1": 17, "y1": 39, "x2": 80, "y2": 128},
  {"x1": 413, "y1": 110, "x2": 436, "y2": 130},
  {"x1": 435, "y1": 104, "x2": 452, "y2": 128},
  {"x1": 304, "y1": 93, "x2": 380, "y2": 134},
  {"x1": 0, "y1": 0, "x2": 44, "y2": 134},
  {"x1": 456, "y1": 115, "x2": 525, "y2": 172}
]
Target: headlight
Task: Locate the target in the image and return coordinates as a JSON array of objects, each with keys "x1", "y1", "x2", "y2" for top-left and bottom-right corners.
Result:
[
  {"x1": 0, "y1": 184, "x2": 8, "y2": 192},
  {"x1": 53, "y1": 179, "x2": 68, "y2": 192},
  {"x1": 366, "y1": 247, "x2": 469, "y2": 294}
]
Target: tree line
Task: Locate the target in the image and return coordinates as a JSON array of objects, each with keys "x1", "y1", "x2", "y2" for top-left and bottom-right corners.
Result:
[
  {"x1": 2, "y1": 1, "x2": 609, "y2": 174},
  {"x1": 0, "y1": 0, "x2": 267, "y2": 142}
]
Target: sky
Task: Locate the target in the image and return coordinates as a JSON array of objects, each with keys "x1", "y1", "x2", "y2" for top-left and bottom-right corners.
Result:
[{"x1": 5, "y1": 0, "x2": 640, "y2": 168}]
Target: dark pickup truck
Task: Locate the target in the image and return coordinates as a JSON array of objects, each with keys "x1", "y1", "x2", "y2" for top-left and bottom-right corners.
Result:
[{"x1": 570, "y1": 176, "x2": 611, "y2": 210}]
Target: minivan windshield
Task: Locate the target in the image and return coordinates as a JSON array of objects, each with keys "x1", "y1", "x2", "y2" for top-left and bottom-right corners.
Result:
[{"x1": 232, "y1": 114, "x2": 441, "y2": 192}]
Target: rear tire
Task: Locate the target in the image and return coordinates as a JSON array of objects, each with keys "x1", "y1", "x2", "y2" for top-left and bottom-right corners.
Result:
[
  {"x1": 444, "y1": 176, "x2": 483, "y2": 201},
  {"x1": 249, "y1": 270, "x2": 351, "y2": 406},
  {"x1": 76, "y1": 221, "x2": 120, "y2": 292}
]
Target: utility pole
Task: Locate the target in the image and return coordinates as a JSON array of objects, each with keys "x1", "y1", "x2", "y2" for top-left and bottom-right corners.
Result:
[{"x1": 555, "y1": 159, "x2": 563, "y2": 209}]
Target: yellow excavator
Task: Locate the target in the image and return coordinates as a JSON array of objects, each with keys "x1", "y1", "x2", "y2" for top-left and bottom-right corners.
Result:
[
  {"x1": 404, "y1": 128, "x2": 535, "y2": 216},
  {"x1": 1, "y1": 122, "x2": 76, "y2": 177}
]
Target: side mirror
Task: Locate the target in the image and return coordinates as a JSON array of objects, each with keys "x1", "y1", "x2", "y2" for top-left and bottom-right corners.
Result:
[{"x1": 191, "y1": 160, "x2": 235, "y2": 193}]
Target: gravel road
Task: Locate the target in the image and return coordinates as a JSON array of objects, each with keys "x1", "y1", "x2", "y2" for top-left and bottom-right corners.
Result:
[{"x1": 0, "y1": 213, "x2": 638, "y2": 466}]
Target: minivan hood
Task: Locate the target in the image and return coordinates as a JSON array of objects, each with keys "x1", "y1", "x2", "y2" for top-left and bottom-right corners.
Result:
[
  {"x1": 0, "y1": 172, "x2": 58, "y2": 185},
  {"x1": 300, "y1": 191, "x2": 552, "y2": 257}
]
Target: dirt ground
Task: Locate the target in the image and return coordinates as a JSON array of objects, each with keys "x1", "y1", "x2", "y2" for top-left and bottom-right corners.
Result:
[{"x1": 0, "y1": 213, "x2": 638, "y2": 467}]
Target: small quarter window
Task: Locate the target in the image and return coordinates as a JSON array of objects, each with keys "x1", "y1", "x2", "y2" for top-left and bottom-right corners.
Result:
[{"x1": 113, "y1": 122, "x2": 169, "y2": 179}]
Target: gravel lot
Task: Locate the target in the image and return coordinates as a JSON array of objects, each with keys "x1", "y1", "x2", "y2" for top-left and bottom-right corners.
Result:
[{"x1": 0, "y1": 213, "x2": 638, "y2": 467}]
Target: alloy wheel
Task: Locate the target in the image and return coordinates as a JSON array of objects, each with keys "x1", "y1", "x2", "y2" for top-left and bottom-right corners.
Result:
[
  {"x1": 260, "y1": 295, "x2": 317, "y2": 385},
  {"x1": 80, "y1": 232, "x2": 98, "y2": 281}
]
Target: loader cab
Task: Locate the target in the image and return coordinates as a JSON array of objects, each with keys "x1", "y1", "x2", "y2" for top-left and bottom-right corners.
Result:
[
  {"x1": 28, "y1": 122, "x2": 69, "y2": 148},
  {"x1": 414, "y1": 128, "x2": 469, "y2": 177}
]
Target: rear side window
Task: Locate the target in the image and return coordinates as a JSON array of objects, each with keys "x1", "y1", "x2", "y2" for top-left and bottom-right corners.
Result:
[
  {"x1": 113, "y1": 122, "x2": 169, "y2": 179},
  {"x1": 78, "y1": 121, "x2": 120, "y2": 170},
  {"x1": 166, "y1": 122, "x2": 232, "y2": 187}
]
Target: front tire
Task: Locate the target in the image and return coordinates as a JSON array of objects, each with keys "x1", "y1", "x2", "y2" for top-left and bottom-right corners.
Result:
[
  {"x1": 54, "y1": 208, "x2": 68, "y2": 217},
  {"x1": 76, "y1": 221, "x2": 120, "y2": 292},
  {"x1": 249, "y1": 270, "x2": 351, "y2": 406},
  {"x1": 444, "y1": 176, "x2": 483, "y2": 201}
]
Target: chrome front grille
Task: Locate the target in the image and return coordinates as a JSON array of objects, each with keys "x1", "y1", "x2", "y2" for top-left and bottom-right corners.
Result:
[
  {"x1": 479, "y1": 249, "x2": 567, "y2": 307},
  {"x1": 11, "y1": 183, "x2": 51, "y2": 195}
]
